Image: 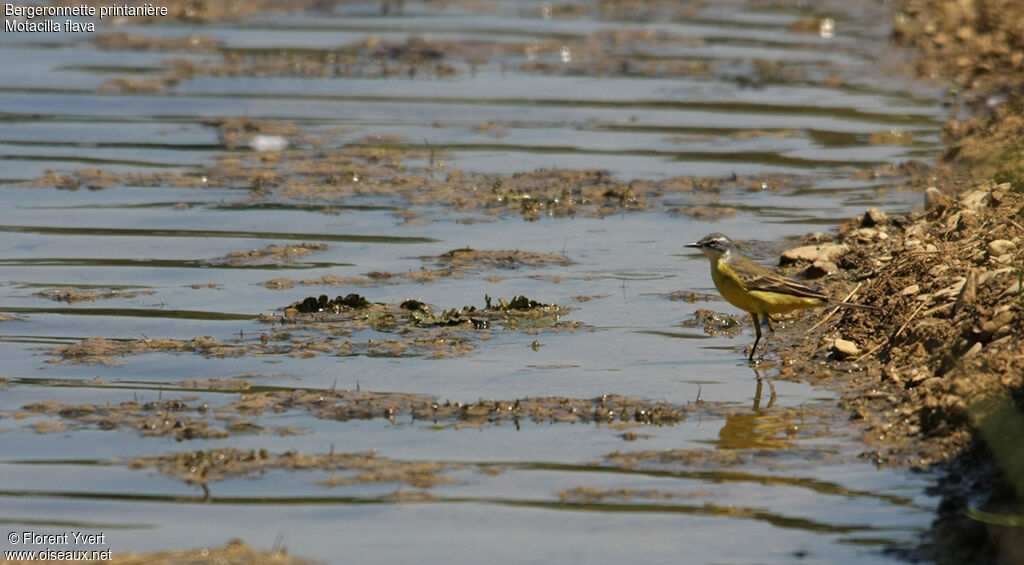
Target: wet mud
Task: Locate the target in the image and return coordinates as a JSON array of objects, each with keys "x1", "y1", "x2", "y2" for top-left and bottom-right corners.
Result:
[
  {"x1": 23, "y1": 137, "x2": 832, "y2": 224},
  {"x1": 35, "y1": 287, "x2": 155, "y2": 304},
  {"x1": 129, "y1": 447, "x2": 459, "y2": 489},
  {"x1": 743, "y1": 1, "x2": 1024, "y2": 558},
  {"x1": 13, "y1": 384, "x2": 699, "y2": 442},
  {"x1": 46, "y1": 292, "x2": 576, "y2": 364},
  {"x1": 19, "y1": 396, "x2": 302, "y2": 440},
  {"x1": 89, "y1": 27, "x2": 721, "y2": 91},
  {"x1": 771, "y1": 161, "x2": 1024, "y2": 565},
  {"x1": 265, "y1": 248, "x2": 571, "y2": 289},
  {"x1": 207, "y1": 243, "x2": 331, "y2": 267}
]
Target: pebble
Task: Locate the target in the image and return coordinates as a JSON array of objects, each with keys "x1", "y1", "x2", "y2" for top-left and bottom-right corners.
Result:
[
  {"x1": 854, "y1": 227, "x2": 878, "y2": 240},
  {"x1": 924, "y1": 186, "x2": 952, "y2": 211},
  {"x1": 959, "y1": 189, "x2": 989, "y2": 211},
  {"x1": 803, "y1": 260, "x2": 836, "y2": 278},
  {"x1": 987, "y1": 239, "x2": 1016, "y2": 257},
  {"x1": 953, "y1": 269, "x2": 977, "y2": 314},
  {"x1": 832, "y1": 338, "x2": 861, "y2": 359},
  {"x1": 978, "y1": 309, "x2": 1015, "y2": 336},
  {"x1": 779, "y1": 243, "x2": 849, "y2": 265},
  {"x1": 862, "y1": 208, "x2": 888, "y2": 227},
  {"x1": 901, "y1": 284, "x2": 920, "y2": 295}
]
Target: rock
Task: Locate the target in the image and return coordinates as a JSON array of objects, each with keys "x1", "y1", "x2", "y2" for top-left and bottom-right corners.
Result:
[
  {"x1": 803, "y1": 260, "x2": 836, "y2": 278},
  {"x1": 901, "y1": 284, "x2": 920, "y2": 296},
  {"x1": 832, "y1": 338, "x2": 861, "y2": 359},
  {"x1": 976, "y1": 308, "x2": 1015, "y2": 339},
  {"x1": 862, "y1": 208, "x2": 888, "y2": 227},
  {"x1": 924, "y1": 186, "x2": 953, "y2": 212},
  {"x1": 998, "y1": 279, "x2": 1024, "y2": 300},
  {"x1": 955, "y1": 209, "x2": 980, "y2": 231},
  {"x1": 987, "y1": 239, "x2": 1016, "y2": 257},
  {"x1": 854, "y1": 227, "x2": 878, "y2": 240},
  {"x1": 952, "y1": 268, "x2": 977, "y2": 315},
  {"x1": 779, "y1": 243, "x2": 849, "y2": 265},
  {"x1": 959, "y1": 189, "x2": 989, "y2": 212}
]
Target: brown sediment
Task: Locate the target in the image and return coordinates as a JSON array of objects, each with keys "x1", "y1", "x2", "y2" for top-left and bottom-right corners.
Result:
[
  {"x1": 129, "y1": 447, "x2": 458, "y2": 488},
  {"x1": 44, "y1": 293, "x2": 577, "y2": 364},
  {"x1": 767, "y1": 186, "x2": 1023, "y2": 466},
  {"x1": 34, "y1": 287, "x2": 155, "y2": 304},
  {"x1": 2, "y1": 538, "x2": 315, "y2": 565},
  {"x1": 94, "y1": 32, "x2": 218, "y2": 51},
  {"x1": 400, "y1": 247, "x2": 571, "y2": 282},
  {"x1": 683, "y1": 308, "x2": 744, "y2": 338},
  {"x1": 762, "y1": 184, "x2": 1024, "y2": 560},
  {"x1": 570, "y1": 294, "x2": 607, "y2": 302},
  {"x1": 662, "y1": 290, "x2": 715, "y2": 303},
  {"x1": 223, "y1": 390, "x2": 692, "y2": 427},
  {"x1": 20, "y1": 397, "x2": 265, "y2": 440},
  {"x1": 32, "y1": 421, "x2": 68, "y2": 434},
  {"x1": 867, "y1": 130, "x2": 916, "y2": 146},
  {"x1": 603, "y1": 448, "x2": 749, "y2": 469},
  {"x1": 206, "y1": 243, "x2": 331, "y2": 266},
  {"x1": 21, "y1": 117, "x2": 869, "y2": 224},
  {"x1": 264, "y1": 273, "x2": 400, "y2": 290},
  {"x1": 179, "y1": 378, "x2": 253, "y2": 391},
  {"x1": 799, "y1": 16, "x2": 1024, "y2": 555},
  {"x1": 48, "y1": 336, "x2": 242, "y2": 365},
  {"x1": 668, "y1": 204, "x2": 739, "y2": 221},
  {"x1": 420, "y1": 248, "x2": 572, "y2": 270},
  {"x1": 264, "y1": 249, "x2": 569, "y2": 289},
  {"x1": 24, "y1": 168, "x2": 212, "y2": 190},
  {"x1": 558, "y1": 486, "x2": 703, "y2": 503},
  {"x1": 892, "y1": 0, "x2": 1024, "y2": 188},
  {"x1": 89, "y1": 29, "x2": 716, "y2": 90},
  {"x1": 17, "y1": 389, "x2": 696, "y2": 439}
]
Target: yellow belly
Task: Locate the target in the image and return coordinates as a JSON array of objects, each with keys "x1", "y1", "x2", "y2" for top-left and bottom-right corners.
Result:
[{"x1": 710, "y1": 259, "x2": 824, "y2": 315}]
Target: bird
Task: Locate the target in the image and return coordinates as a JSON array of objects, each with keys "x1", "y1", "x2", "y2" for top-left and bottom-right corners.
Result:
[{"x1": 686, "y1": 232, "x2": 876, "y2": 361}]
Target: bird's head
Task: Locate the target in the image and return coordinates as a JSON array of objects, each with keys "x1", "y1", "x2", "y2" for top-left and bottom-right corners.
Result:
[{"x1": 686, "y1": 232, "x2": 738, "y2": 260}]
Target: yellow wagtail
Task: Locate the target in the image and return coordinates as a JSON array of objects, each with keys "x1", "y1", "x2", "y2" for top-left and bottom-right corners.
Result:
[{"x1": 686, "y1": 233, "x2": 876, "y2": 360}]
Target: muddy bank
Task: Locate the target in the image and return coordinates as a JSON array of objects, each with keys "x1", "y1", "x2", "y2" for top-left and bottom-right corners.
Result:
[
  {"x1": 754, "y1": 1, "x2": 1024, "y2": 560},
  {"x1": 769, "y1": 184, "x2": 1021, "y2": 467},
  {"x1": 892, "y1": 0, "x2": 1024, "y2": 199}
]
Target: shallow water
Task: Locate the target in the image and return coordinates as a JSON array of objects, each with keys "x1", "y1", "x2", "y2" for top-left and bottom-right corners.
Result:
[{"x1": 0, "y1": 1, "x2": 946, "y2": 563}]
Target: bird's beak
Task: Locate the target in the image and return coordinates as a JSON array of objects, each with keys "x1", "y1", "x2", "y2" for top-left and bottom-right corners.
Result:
[{"x1": 685, "y1": 241, "x2": 700, "y2": 249}]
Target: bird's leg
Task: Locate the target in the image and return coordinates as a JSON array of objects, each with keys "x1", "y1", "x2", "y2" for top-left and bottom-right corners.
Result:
[
  {"x1": 748, "y1": 312, "x2": 762, "y2": 361},
  {"x1": 758, "y1": 315, "x2": 777, "y2": 359}
]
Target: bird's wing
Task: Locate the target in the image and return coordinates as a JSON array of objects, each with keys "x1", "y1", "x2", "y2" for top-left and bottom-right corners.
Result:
[{"x1": 732, "y1": 257, "x2": 829, "y2": 300}]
